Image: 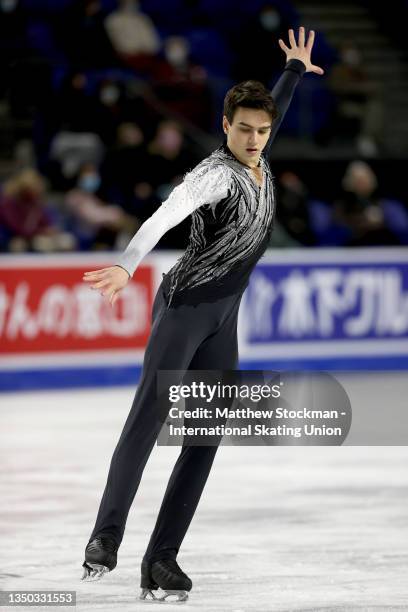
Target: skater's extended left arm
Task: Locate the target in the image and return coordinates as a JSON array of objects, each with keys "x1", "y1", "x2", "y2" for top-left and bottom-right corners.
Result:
[{"x1": 83, "y1": 165, "x2": 230, "y2": 305}]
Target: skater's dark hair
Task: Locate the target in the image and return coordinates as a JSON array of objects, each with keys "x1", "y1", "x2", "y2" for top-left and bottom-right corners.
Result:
[{"x1": 223, "y1": 80, "x2": 278, "y2": 124}]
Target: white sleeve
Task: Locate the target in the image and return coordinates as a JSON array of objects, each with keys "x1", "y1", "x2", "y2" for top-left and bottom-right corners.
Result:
[{"x1": 115, "y1": 164, "x2": 231, "y2": 277}]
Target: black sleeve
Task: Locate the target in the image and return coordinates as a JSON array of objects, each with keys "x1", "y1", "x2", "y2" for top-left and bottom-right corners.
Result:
[{"x1": 264, "y1": 58, "x2": 306, "y2": 155}]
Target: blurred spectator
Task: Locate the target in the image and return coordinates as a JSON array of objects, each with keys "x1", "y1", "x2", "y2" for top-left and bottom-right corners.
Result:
[
  {"x1": 61, "y1": 0, "x2": 117, "y2": 70},
  {"x1": 105, "y1": 0, "x2": 161, "y2": 74},
  {"x1": 146, "y1": 120, "x2": 196, "y2": 196},
  {"x1": 276, "y1": 171, "x2": 316, "y2": 245},
  {"x1": 50, "y1": 130, "x2": 105, "y2": 188},
  {"x1": 316, "y1": 41, "x2": 384, "y2": 156},
  {"x1": 56, "y1": 72, "x2": 100, "y2": 133},
  {"x1": 64, "y1": 162, "x2": 138, "y2": 250},
  {"x1": 144, "y1": 121, "x2": 198, "y2": 248},
  {"x1": 93, "y1": 77, "x2": 129, "y2": 145},
  {"x1": 100, "y1": 121, "x2": 153, "y2": 216},
  {"x1": 0, "y1": 168, "x2": 76, "y2": 252},
  {"x1": 49, "y1": 74, "x2": 129, "y2": 185},
  {"x1": 333, "y1": 161, "x2": 400, "y2": 245},
  {"x1": 231, "y1": 3, "x2": 290, "y2": 85},
  {"x1": 150, "y1": 36, "x2": 213, "y2": 129}
]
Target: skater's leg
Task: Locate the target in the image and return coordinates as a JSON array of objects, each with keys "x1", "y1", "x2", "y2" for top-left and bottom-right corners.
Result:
[
  {"x1": 143, "y1": 294, "x2": 241, "y2": 562},
  {"x1": 88, "y1": 290, "x2": 208, "y2": 547}
]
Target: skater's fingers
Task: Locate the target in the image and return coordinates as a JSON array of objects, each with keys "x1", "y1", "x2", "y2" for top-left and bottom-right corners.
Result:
[
  {"x1": 306, "y1": 29, "x2": 315, "y2": 51},
  {"x1": 311, "y1": 63, "x2": 324, "y2": 75},
  {"x1": 83, "y1": 268, "x2": 110, "y2": 276},
  {"x1": 83, "y1": 273, "x2": 101, "y2": 282},
  {"x1": 278, "y1": 39, "x2": 290, "y2": 54},
  {"x1": 298, "y1": 25, "x2": 305, "y2": 48},
  {"x1": 288, "y1": 28, "x2": 296, "y2": 48},
  {"x1": 90, "y1": 279, "x2": 111, "y2": 290},
  {"x1": 110, "y1": 290, "x2": 120, "y2": 306},
  {"x1": 83, "y1": 270, "x2": 111, "y2": 282},
  {"x1": 83, "y1": 267, "x2": 116, "y2": 279},
  {"x1": 96, "y1": 282, "x2": 114, "y2": 297},
  {"x1": 108, "y1": 287, "x2": 122, "y2": 305}
]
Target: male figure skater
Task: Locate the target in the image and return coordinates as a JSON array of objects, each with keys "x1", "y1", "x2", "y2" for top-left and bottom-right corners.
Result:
[{"x1": 82, "y1": 27, "x2": 323, "y2": 602}]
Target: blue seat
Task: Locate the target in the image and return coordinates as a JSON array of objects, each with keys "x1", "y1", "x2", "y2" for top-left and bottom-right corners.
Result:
[
  {"x1": 185, "y1": 28, "x2": 232, "y2": 77},
  {"x1": 308, "y1": 199, "x2": 350, "y2": 246},
  {"x1": 382, "y1": 198, "x2": 408, "y2": 245}
]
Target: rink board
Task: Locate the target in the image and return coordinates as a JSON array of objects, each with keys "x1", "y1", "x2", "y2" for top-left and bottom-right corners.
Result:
[{"x1": 1, "y1": 249, "x2": 408, "y2": 390}]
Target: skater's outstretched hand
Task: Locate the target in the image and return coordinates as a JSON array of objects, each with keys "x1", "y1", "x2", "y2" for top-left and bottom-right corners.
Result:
[
  {"x1": 83, "y1": 265, "x2": 130, "y2": 306},
  {"x1": 278, "y1": 27, "x2": 324, "y2": 75}
]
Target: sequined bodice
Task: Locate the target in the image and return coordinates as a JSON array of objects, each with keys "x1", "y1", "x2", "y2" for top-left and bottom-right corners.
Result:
[{"x1": 165, "y1": 146, "x2": 276, "y2": 305}]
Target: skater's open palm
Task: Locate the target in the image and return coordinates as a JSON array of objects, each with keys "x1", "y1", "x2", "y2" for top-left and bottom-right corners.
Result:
[
  {"x1": 83, "y1": 265, "x2": 130, "y2": 306},
  {"x1": 278, "y1": 27, "x2": 324, "y2": 75}
]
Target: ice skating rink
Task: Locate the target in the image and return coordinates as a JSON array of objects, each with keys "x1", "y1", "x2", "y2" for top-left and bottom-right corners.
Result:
[{"x1": 1, "y1": 374, "x2": 408, "y2": 612}]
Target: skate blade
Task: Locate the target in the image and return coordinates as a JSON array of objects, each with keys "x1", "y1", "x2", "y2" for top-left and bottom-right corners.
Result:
[
  {"x1": 81, "y1": 563, "x2": 109, "y2": 582},
  {"x1": 140, "y1": 588, "x2": 189, "y2": 603}
]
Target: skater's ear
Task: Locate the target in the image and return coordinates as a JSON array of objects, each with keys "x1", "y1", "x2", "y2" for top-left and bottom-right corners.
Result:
[{"x1": 222, "y1": 115, "x2": 230, "y2": 135}]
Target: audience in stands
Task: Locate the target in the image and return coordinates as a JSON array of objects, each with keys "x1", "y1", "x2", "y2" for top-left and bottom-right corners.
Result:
[
  {"x1": 0, "y1": 168, "x2": 75, "y2": 252},
  {"x1": 105, "y1": 0, "x2": 161, "y2": 74},
  {"x1": 316, "y1": 41, "x2": 384, "y2": 156},
  {"x1": 0, "y1": 1, "x2": 406, "y2": 254},
  {"x1": 275, "y1": 171, "x2": 316, "y2": 246},
  {"x1": 61, "y1": 0, "x2": 117, "y2": 71},
  {"x1": 333, "y1": 161, "x2": 401, "y2": 246},
  {"x1": 231, "y1": 2, "x2": 291, "y2": 85},
  {"x1": 64, "y1": 162, "x2": 138, "y2": 250},
  {"x1": 150, "y1": 36, "x2": 213, "y2": 130}
]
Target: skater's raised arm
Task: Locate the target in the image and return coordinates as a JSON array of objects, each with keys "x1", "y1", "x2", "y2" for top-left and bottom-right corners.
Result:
[
  {"x1": 83, "y1": 165, "x2": 230, "y2": 305},
  {"x1": 266, "y1": 27, "x2": 324, "y2": 151}
]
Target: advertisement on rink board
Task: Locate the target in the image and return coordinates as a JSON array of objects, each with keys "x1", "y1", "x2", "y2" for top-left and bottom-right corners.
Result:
[
  {"x1": 0, "y1": 260, "x2": 153, "y2": 354},
  {"x1": 240, "y1": 249, "x2": 408, "y2": 365},
  {"x1": 1, "y1": 248, "x2": 408, "y2": 384}
]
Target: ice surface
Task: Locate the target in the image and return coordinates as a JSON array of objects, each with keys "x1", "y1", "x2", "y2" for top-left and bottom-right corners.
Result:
[{"x1": 1, "y1": 376, "x2": 408, "y2": 611}]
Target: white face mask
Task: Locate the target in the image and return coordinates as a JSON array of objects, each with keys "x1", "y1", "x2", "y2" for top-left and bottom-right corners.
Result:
[
  {"x1": 342, "y1": 49, "x2": 361, "y2": 67},
  {"x1": 78, "y1": 173, "x2": 101, "y2": 193},
  {"x1": 100, "y1": 85, "x2": 120, "y2": 106},
  {"x1": 165, "y1": 46, "x2": 187, "y2": 66},
  {"x1": 259, "y1": 10, "x2": 281, "y2": 31},
  {"x1": 1, "y1": 0, "x2": 18, "y2": 12}
]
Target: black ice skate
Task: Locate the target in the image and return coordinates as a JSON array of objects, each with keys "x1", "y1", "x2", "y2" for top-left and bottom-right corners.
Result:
[
  {"x1": 81, "y1": 536, "x2": 118, "y2": 581},
  {"x1": 140, "y1": 558, "x2": 193, "y2": 603}
]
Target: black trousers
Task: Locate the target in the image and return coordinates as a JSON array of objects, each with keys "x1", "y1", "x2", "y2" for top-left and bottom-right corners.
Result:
[{"x1": 89, "y1": 284, "x2": 242, "y2": 563}]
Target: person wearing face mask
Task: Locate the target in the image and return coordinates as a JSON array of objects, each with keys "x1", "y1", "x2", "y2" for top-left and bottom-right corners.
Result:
[
  {"x1": 150, "y1": 36, "x2": 212, "y2": 130},
  {"x1": 231, "y1": 3, "x2": 290, "y2": 84},
  {"x1": 91, "y1": 78, "x2": 127, "y2": 146},
  {"x1": 64, "y1": 163, "x2": 138, "y2": 250}
]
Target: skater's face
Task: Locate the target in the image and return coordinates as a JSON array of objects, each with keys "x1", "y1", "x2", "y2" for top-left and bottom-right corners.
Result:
[{"x1": 223, "y1": 108, "x2": 272, "y2": 168}]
